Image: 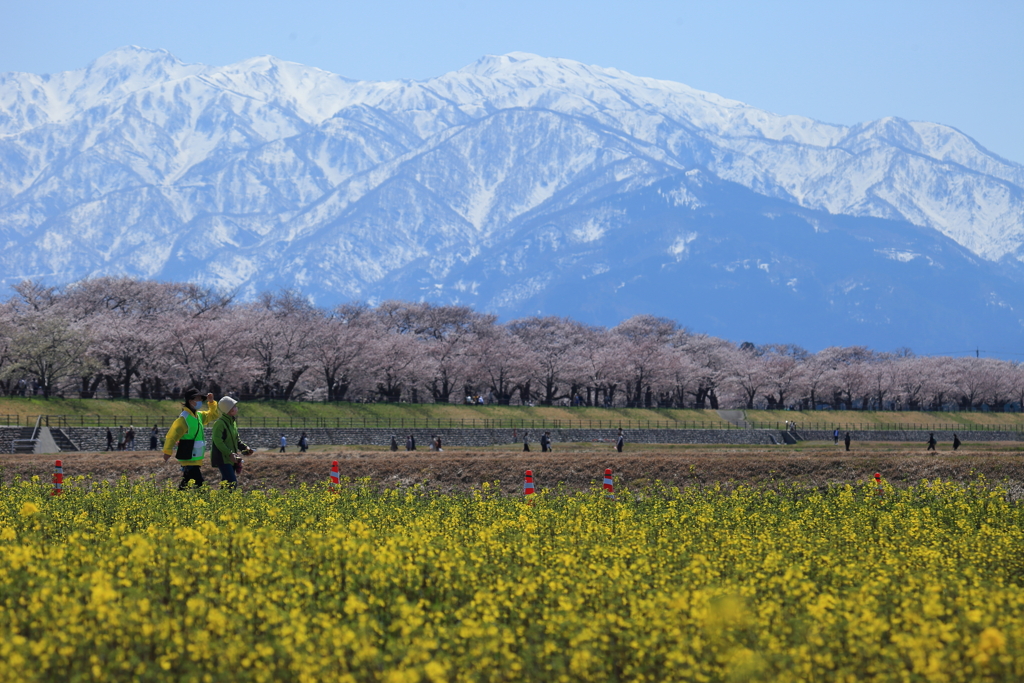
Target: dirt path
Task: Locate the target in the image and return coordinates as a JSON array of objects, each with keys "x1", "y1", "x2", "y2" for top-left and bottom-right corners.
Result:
[{"x1": 2, "y1": 445, "x2": 1022, "y2": 494}]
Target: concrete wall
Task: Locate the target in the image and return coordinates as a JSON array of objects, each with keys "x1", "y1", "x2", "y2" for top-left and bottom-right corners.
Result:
[
  {"x1": 61, "y1": 426, "x2": 770, "y2": 451},
  {"x1": 795, "y1": 429, "x2": 1021, "y2": 444},
  {"x1": 4, "y1": 426, "x2": 1018, "y2": 454}
]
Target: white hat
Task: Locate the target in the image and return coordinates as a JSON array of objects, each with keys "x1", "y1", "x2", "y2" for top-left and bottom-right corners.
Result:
[{"x1": 219, "y1": 396, "x2": 238, "y2": 413}]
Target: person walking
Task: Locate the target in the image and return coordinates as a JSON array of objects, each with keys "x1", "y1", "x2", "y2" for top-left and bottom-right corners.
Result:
[
  {"x1": 105, "y1": 428, "x2": 114, "y2": 452},
  {"x1": 435, "y1": 435, "x2": 443, "y2": 452},
  {"x1": 390, "y1": 435, "x2": 398, "y2": 451},
  {"x1": 844, "y1": 432, "x2": 851, "y2": 452},
  {"x1": 279, "y1": 434, "x2": 287, "y2": 453},
  {"x1": 953, "y1": 433, "x2": 962, "y2": 451},
  {"x1": 117, "y1": 425, "x2": 126, "y2": 451},
  {"x1": 927, "y1": 433, "x2": 937, "y2": 451},
  {"x1": 162, "y1": 389, "x2": 219, "y2": 490},
  {"x1": 540, "y1": 431, "x2": 551, "y2": 452},
  {"x1": 299, "y1": 432, "x2": 308, "y2": 453},
  {"x1": 211, "y1": 396, "x2": 253, "y2": 489},
  {"x1": 523, "y1": 430, "x2": 530, "y2": 452},
  {"x1": 833, "y1": 428, "x2": 839, "y2": 445},
  {"x1": 125, "y1": 425, "x2": 136, "y2": 451},
  {"x1": 616, "y1": 428, "x2": 625, "y2": 453},
  {"x1": 149, "y1": 425, "x2": 159, "y2": 451}
]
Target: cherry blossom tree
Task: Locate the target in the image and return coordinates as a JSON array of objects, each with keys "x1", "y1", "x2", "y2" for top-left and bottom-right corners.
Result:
[
  {"x1": 307, "y1": 303, "x2": 373, "y2": 402},
  {"x1": 240, "y1": 291, "x2": 317, "y2": 400},
  {"x1": 465, "y1": 325, "x2": 531, "y2": 405},
  {"x1": 761, "y1": 344, "x2": 808, "y2": 410},
  {"x1": 8, "y1": 312, "x2": 93, "y2": 398},
  {"x1": 509, "y1": 316, "x2": 592, "y2": 406},
  {"x1": 610, "y1": 315, "x2": 677, "y2": 408}
]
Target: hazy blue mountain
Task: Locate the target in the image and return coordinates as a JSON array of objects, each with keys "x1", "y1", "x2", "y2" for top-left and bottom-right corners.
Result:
[{"x1": 1, "y1": 47, "x2": 1022, "y2": 354}]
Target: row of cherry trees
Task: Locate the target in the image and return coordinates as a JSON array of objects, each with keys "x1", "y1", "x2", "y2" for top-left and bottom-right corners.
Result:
[{"x1": 1, "y1": 277, "x2": 1022, "y2": 411}]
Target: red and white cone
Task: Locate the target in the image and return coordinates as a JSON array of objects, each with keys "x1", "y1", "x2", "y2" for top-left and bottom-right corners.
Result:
[
  {"x1": 329, "y1": 461, "x2": 340, "y2": 493},
  {"x1": 523, "y1": 469, "x2": 535, "y2": 497},
  {"x1": 603, "y1": 468, "x2": 615, "y2": 499},
  {"x1": 52, "y1": 460, "x2": 63, "y2": 496}
]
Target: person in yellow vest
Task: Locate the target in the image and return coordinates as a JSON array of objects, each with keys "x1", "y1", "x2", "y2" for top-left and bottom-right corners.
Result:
[{"x1": 163, "y1": 388, "x2": 219, "y2": 489}]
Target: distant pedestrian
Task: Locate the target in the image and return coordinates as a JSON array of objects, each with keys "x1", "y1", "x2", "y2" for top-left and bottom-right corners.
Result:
[
  {"x1": 523, "y1": 430, "x2": 530, "y2": 452},
  {"x1": 125, "y1": 425, "x2": 136, "y2": 451},
  {"x1": 540, "y1": 431, "x2": 551, "y2": 452},
  {"x1": 844, "y1": 432, "x2": 851, "y2": 452},
  {"x1": 833, "y1": 428, "x2": 840, "y2": 445},
  {"x1": 279, "y1": 433, "x2": 287, "y2": 453},
  {"x1": 149, "y1": 425, "x2": 159, "y2": 451},
  {"x1": 117, "y1": 425, "x2": 125, "y2": 451},
  {"x1": 299, "y1": 432, "x2": 308, "y2": 453},
  {"x1": 390, "y1": 435, "x2": 398, "y2": 451},
  {"x1": 105, "y1": 428, "x2": 114, "y2": 452},
  {"x1": 408, "y1": 434, "x2": 417, "y2": 451},
  {"x1": 616, "y1": 428, "x2": 624, "y2": 453},
  {"x1": 953, "y1": 434, "x2": 961, "y2": 451},
  {"x1": 435, "y1": 436, "x2": 443, "y2": 452},
  {"x1": 927, "y1": 433, "x2": 937, "y2": 451}
]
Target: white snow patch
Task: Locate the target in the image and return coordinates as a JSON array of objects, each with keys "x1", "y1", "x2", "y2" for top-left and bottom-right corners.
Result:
[
  {"x1": 572, "y1": 220, "x2": 606, "y2": 243},
  {"x1": 876, "y1": 248, "x2": 920, "y2": 263},
  {"x1": 667, "y1": 232, "x2": 698, "y2": 261}
]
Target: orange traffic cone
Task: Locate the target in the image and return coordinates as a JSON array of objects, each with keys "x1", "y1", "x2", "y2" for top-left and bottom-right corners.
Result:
[
  {"x1": 524, "y1": 469, "x2": 535, "y2": 496},
  {"x1": 52, "y1": 460, "x2": 63, "y2": 496},
  {"x1": 330, "y1": 461, "x2": 340, "y2": 493},
  {"x1": 604, "y1": 468, "x2": 615, "y2": 499}
]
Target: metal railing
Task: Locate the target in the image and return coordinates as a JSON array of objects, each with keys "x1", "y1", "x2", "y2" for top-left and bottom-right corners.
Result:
[{"x1": 749, "y1": 421, "x2": 1024, "y2": 433}]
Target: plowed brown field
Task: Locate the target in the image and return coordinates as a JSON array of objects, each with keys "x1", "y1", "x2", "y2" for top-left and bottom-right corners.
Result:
[{"x1": 3, "y1": 442, "x2": 1023, "y2": 494}]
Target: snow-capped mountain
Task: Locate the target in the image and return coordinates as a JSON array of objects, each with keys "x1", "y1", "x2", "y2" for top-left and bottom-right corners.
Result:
[{"x1": 1, "y1": 47, "x2": 1023, "y2": 352}]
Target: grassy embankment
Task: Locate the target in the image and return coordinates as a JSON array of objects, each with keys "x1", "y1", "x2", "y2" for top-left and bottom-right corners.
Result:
[
  {"x1": 744, "y1": 409, "x2": 1024, "y2": 432},
  {"x1": 0, "y1": 397, "x2": 1022, "y2": 431},
  {"x1": 0, "y1": 397, "x2": 726, "y2": 429}
]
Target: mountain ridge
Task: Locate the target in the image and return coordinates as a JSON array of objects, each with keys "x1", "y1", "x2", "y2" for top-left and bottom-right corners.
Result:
[{"x1": 1, "y1": 47, "x2": 1023, "y2": 354}]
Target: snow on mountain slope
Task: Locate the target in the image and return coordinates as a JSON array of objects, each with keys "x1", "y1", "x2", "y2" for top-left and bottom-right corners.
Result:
[{"x1": 1, "y1": 46, "x2": 1023, "y2": 354}]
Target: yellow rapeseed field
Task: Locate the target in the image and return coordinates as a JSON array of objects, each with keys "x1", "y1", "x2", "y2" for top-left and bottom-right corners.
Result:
[{"x1": 1, "y1": 475, "x2": 1022, "y2": 681}]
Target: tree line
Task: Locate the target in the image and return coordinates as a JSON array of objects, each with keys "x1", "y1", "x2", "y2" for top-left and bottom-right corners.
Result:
[{"x1": 1, "y1": 277, "x2": 1022, "y2": 412}]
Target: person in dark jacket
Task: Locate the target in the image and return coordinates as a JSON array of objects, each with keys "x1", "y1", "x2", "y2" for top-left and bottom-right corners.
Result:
[
  {"x1": 616, "y1": 429, "x2": 625, "y2": 453},
  {"x1": 540, "y1": 431, "x2": 551, "y2": 452},
  {"x1": 299, "y1": 432, "x2": 309, "y2": 452},
  {"x1": 844, "y1": 432, "x2": 851, "y2": 451},
  {"x1": 953, "y1": 434, "x2": 962, "y2": 451},
  {"x1": 927, "y1": 433, "x2": 937, "y2": 451},
  {"x1": 523, "y1": 430, "x2": 530, "y2": 452},
  {"x1": 390, "y1": 435, "x2": 398, "y2": 451},
  {"x1": 149, "y1": 425, "x2": 159, "y2": 451},
  {"x1": 211, "y1": 396, "x2": 252, "y2": 489},
  {"x1": 105, "y1": 428, "x2": 114, "y2": 452}
]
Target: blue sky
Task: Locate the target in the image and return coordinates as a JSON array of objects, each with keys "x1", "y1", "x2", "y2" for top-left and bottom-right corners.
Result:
[{"x1": 2, "y1": 0, "x2": 1022, "y2": 164}]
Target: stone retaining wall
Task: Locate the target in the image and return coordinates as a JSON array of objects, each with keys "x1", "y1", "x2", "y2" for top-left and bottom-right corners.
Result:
[
  {"x1": 0, "y1": 427, "x2": 20, "y2": 455},
  {"x1": 795, "y1": 429, "x2": 1022, "y2": 444},
  {"x1": 5, "y1": 426, "x2": 1019, "y2": 454}
]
